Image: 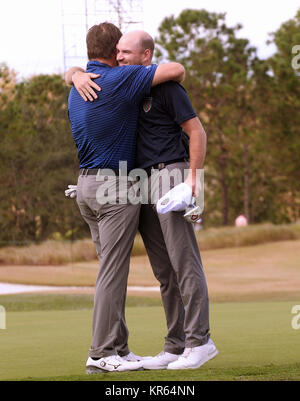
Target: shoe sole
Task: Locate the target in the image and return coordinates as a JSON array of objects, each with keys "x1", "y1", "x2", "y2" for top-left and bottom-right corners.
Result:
[
  {"x1": 143, "y1": 366, "x2": 168, "y2": 370},
  {"x1": 86, "y1": 365, "x2": 144, "y2": 374},
  {"x1": 86, "y1": 365, "x2": 108, "y2": 374},
  {"x1": 167, "y1": 349, "x2": 219, "y2": 370}
]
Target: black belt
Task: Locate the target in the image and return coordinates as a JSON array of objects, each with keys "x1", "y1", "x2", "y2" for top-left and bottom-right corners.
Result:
[
  {"x1": 145, "y1": 158, "x2": 187, "y2": 176},
  {"x1": 79, "y1": 168, "x2": 123, "y2": 176}
]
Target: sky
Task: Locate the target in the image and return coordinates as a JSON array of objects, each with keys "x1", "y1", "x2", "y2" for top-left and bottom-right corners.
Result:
[{"x1": 0, "y1": 0, "x2": 299, "y2": 78}]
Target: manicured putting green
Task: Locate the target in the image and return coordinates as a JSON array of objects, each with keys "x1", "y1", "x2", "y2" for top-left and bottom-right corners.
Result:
[{"x1": 0, "y1": 300, "x2": 299, "y2": 380}]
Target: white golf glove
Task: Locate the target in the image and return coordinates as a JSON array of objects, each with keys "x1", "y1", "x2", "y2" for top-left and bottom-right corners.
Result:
[
  {"x1": 156, "y1": 183, "x2": 203, "y2": 223},
  {"x1": 156, "y1": 183, "x2": 193, "y2": 214},
  {"x1": 65, "y1": 185, "x2": 77, "y2": 199}
]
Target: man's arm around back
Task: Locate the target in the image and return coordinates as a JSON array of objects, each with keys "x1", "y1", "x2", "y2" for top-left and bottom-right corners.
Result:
[
  {"x1": 65, "y1": 63, "x2": 185, "y2": 102},
  {"x1": 151, "y1": 63, "x2": 185, "y2": 86}
]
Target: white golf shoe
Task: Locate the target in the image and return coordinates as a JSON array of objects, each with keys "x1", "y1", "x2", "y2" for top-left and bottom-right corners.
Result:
[
  {"x1": 167, "y1": 339, "x2": 218, "y2": 370},
  {"x1": 142, "y1": 351, "x2": 181, "y2": 370},
  {"x1": 121, "y1": 351, "x2": 152, "y2": 362},
  {"x1": 86, "y1": 355, "x2": 143, "y2": 374}
]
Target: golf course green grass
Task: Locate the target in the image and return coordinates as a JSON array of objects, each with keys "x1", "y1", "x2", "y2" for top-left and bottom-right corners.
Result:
[{"x1": 0, "y1": 294, "x2": 299, "y2": 381}]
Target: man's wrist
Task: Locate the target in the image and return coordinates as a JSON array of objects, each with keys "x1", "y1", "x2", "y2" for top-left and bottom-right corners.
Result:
[{"x1": 71, "y1": 70, "x2": 80, "y2": 85}]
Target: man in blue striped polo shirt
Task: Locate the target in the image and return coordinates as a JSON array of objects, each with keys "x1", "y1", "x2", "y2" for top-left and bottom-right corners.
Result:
[{"x1": 67, "y1": 22, "x2": 185, "y2": 374}]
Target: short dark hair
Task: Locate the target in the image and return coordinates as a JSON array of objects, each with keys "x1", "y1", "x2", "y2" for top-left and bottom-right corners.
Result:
[
  {"x1": 140, "y1": 36, "x2": 155, "y2": 57},
  {"x1": 86, "y1": 22, "x2": 122, "y2": 60}
]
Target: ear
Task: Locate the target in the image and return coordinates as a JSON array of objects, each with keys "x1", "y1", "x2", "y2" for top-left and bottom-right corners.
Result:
[{"x1": 143, "y1": 48, "x2": 152, "y2": 62}]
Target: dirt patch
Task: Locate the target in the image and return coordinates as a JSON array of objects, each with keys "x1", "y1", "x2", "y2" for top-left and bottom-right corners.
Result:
[{"x1": 0, "y1": 240, "x2": 299, "y2": 302}]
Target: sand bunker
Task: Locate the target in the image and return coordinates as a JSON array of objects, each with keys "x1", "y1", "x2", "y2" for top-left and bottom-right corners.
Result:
[{"x1": 0, "y1": 282, "x2": 160, "y2": 295}]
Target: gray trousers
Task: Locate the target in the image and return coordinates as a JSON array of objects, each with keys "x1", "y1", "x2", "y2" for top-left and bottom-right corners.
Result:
[
  {"x1": 76, "y1": 163, "x2": 209, "y2": 358},
  {"x1": 76, "y1": 173, "x2": 140, "y2": 358},
  {"x1": 138, "y1": 162, "x2": 210, "y2": 353}
]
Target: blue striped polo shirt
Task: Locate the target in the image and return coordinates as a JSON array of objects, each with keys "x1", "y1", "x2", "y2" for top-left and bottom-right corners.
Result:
[{"x1": 68, "y1": 60, "x2": 157, "y2": 170}]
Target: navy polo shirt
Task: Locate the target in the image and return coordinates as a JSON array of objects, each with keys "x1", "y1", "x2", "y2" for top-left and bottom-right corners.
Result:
[
  {"x1": 68, "y1": 61, "x2": 157, "y2": 170},
  {"x1": 136, "y1": 81, "x2": 197, "y2": 169}
]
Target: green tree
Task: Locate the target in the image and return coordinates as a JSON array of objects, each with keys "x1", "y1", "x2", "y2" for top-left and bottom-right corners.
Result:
[
  {"x1": 155, "y1": 9, "x2": 269, "y2": 225},
  {"x1": 0, "y1": 63, "x2": 17, "y2": 110},
  {"x1": 0, "y1": 73, "x2": 89, "y2": 244},
  {"x1": 266, "y1": 9, "x2": 300, "y2": 222}
]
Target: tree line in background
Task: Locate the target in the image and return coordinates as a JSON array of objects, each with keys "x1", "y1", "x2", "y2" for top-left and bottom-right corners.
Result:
[{"x1": 0, "y1": 8, "x2": 299, "y2": 244}]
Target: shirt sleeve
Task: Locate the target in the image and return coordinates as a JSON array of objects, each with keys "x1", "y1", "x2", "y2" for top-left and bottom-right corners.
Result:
[
  {"x1": 118, "y1": 64, "x2": 157, "y2": 104},
  {"x1": 161, "y1": 82, "x2": 197, "y2": 125}
]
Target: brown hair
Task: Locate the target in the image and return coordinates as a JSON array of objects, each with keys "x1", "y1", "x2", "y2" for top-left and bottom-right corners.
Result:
[{"x1": 86, "y1": 22, "x2": 122, "y2": 60}]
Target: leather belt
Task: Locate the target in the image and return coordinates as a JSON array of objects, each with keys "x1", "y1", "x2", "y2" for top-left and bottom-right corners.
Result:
[
  {"x1": 145, "y1": 158, "x2": 187, "y2": 176},
  {"x1": 79, "y1": 168, "x2": 122, "y2": 176}
]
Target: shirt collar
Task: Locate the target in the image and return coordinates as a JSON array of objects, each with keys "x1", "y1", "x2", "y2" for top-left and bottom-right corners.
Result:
[{"x1": 87, "y1": 60, "x2": 112, "y2": 69}]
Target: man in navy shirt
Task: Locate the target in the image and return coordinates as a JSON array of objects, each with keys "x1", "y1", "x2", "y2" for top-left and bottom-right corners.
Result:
[
  {"x1": 67, "y1": 22, "x2": 186, "y2": 374},
  {"x1": 69, "y1": 30, "x2": 218, "y2": 371}
]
